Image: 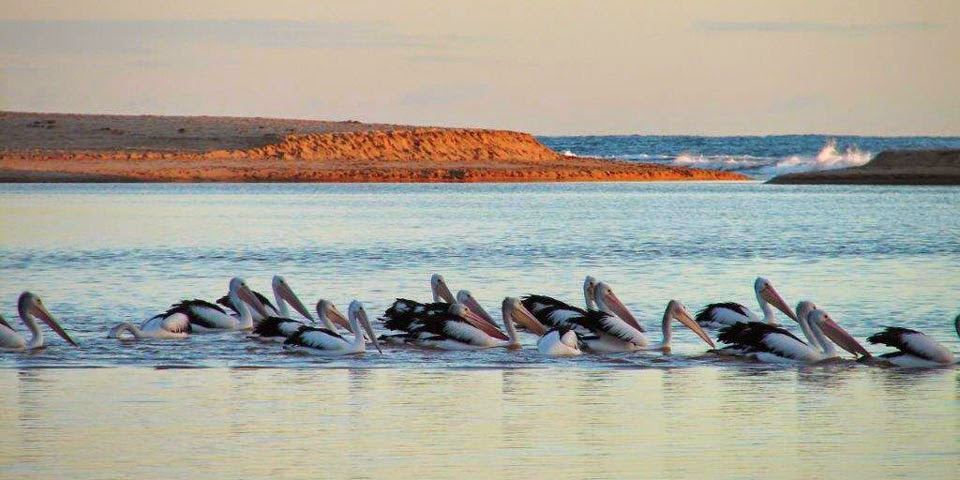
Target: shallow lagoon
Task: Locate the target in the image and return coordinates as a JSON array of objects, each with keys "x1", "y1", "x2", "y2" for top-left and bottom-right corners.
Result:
[{"x1": 1, "y1": 182, "x2": 958, "y2": 478}]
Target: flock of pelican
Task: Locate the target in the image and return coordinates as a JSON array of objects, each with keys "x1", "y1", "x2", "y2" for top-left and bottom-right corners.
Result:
[{"x1": 2, "y1": 274, "x2": 958, "y2": 368}]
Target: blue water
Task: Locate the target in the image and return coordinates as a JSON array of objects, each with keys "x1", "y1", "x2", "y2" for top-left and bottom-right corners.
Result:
[
  {"x1": 539, "y1": 135, "x2": 960, "y2": 178},
  {"x1": 0, "y1": 182, "x2": 957, "y2": 367},
  {"x1": 2, "y1": 183, "x2": 959, "y2": 480}
]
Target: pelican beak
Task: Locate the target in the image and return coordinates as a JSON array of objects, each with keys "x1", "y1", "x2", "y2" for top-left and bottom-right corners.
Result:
[
  {"x1": 278, "y1": 282, "x2": 314, "y2": 321},
  {"x1": 818, "y1": 315, "x2": 871, "y2": 358},
  {"x1": 239, "y1": 284, "x2": 271, "y2": 318},
  {"x1": 459, "y1": 292, "x2": 497, "y2": 328},
  {"x1": 32, "y1": 302, "x2": 78, "y2": 347},
  {"x1": 357, "y1": 308, "x2": 382, "y2": 354},
  {"x1": 602, "y1": 287, "x2": 645, "y2": 332},
  {"x1": 759, "y1": 285, "x2": 798, "y2": 323},
  {"x1": 431, "y1": 274, "x2": 456, "y2": 303},
  {"x1": 461, "y1": 306, "x2": 510, "y2": 341},
  {"x1": 673, "y1": 306, "x2": 715, "y2": 348},
  {"x1": 328, "y1": 304, "x2": 353, "y2": 333},
  {"x1": 507, "y1": 299, "x2": 548, "y2": 336}
]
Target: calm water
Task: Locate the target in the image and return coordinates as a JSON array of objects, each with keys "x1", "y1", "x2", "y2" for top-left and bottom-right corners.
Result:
[{"x1": 1, "y1": 182, "x2": 959, "y2": 478}]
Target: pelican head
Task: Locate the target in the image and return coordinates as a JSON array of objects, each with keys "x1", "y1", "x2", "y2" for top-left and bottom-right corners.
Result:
[
  {"x1": 502, "y1": 297, "x2": 547, "y2": 336},
  {"x1": 18, "y1": 292, "x2": 78, "y2": 347},
  {"x1": 593, "y1": 282, "x2": 644, "y2": 332},
  {"x1": 229, "y1": 277, "x2": 271, "y2": 318},
  {"x1": 665, "y1": 300, "x2": 715, "y2": 348},
  {"x1": 448, "y1": 303, "x2": 508, "y2": 340},
  {"x1": 754, "y1": 277, "x2": 798, "y2": 323},
  {"x1": 317, "y1": 299, "x2": 352, "y2": 332},
  {"x1": 583, "y1": 276, "x2": 598, "y2": 309},
  {"x1": 457, "y1": 290, "x2": 496, "y2": 326},
  {"x1": 795, "y1": 301, "x2": 818, "y2": 323},
  {"x1": 348, "y1": 300, "x2": 381, "y2": 354},
  {"x1": 807, "y1": 309, "x2": 870, "y2": 358},
  {"x1": 431, "y1": 273, "x2": 456, "y2": 303},
  {"x1": 272, "y1": 275, "x2": 314, "y2": 321}
]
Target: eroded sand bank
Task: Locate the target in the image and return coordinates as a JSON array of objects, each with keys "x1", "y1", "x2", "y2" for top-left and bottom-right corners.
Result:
[{"x1": 1, "y1": 112, "x2": 747, "y2": 183}]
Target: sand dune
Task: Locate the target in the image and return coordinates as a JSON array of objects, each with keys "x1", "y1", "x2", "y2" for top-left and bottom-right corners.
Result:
[{"x1": 1, "y1": 112, "x2": 747, "y2": 183}]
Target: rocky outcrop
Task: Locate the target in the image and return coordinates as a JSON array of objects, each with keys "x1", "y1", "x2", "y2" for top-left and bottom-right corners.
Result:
[{"x1": 768, "y1": 150, "x2": 960, "y2": 185}]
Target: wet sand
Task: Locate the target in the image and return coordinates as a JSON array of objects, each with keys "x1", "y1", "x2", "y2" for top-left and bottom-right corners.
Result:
[
  {"x1": 768, "y1": 149, "x2": 960, "y2": 185},
  {"x1": 0, "y1": 112, "x2": 746, "y2": 182}
]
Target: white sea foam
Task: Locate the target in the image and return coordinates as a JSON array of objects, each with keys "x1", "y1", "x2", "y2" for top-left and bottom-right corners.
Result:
[{"x1": 667, "y1": 139, "x2": 872, "y2": 176}]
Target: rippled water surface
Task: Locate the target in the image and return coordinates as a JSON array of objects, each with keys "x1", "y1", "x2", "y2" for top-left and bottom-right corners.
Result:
[{"x1": 1, "y1": 182, "x2": 958, "y2": 478}]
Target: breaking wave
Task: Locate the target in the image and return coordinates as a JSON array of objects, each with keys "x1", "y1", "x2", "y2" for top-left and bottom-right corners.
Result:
[{"x1": 668, "y1": 139, "x2": 872, "y2": 176}]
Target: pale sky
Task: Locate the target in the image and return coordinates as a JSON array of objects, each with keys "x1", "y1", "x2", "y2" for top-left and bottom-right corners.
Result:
[{"x1": 1, "y1": 0, "x2": 957, "y2": 135}]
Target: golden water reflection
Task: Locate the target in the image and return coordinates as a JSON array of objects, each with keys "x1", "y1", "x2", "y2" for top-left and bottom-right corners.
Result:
[{"x1": 1, "y1": 367, "x2": 957, "y2": 479}]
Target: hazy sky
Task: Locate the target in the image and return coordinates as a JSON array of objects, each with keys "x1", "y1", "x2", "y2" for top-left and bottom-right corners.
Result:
[{"x1": 1, "y1": 1, "x2": 957, "y2": 135}]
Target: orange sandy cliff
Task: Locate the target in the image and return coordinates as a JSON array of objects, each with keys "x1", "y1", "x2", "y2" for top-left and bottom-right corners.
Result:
[{"x1": 0, "y1": 112, "x2": 748, "y2": 182}]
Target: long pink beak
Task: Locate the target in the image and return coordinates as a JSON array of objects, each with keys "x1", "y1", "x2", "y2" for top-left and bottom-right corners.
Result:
[{"x1": 601, "y1": 288, "x2": 645, "y2": 332}]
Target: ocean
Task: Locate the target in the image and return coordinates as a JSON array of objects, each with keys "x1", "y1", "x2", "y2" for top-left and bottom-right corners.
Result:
[{"x1": 539, "y1": 134, "x2": 960, "y2": 178}]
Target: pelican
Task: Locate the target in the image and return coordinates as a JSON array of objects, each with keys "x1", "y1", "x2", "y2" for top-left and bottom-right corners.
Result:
[
  {"x1": 245, "y1": 277, "x2": 323, "y2": 342},
  {"x1": 484, "y1": 299, "x2": 582, "y2": 356},
  {"x1": 521, "y1": 294, "x2": 616, "y2": 340},
  {"x1": 583, "y1": 276, "x2": 598, "y2": 310},
  {"x1": 696, "y1": 277, "x2": 798, "y2": 329},
  {"x1": 456, "y1": 290, "x2": 498, "y2": 326},
  {"x1": 592, "y1": 300, "x2": 715, "y2": 352},
  {"x1": 522, "y1": 282, "x2": 647, "y2": 352},
  {"x1": 866, "y1": 315, "x2": 959, "y2": 367},
  {"x1": 250, "y1": 299, "x2": 352, "y2": 342},
  {"x1": 716, "y1": 309, "x2": 870, "y2": 363},
  {"x1": 431, "y1": 273, "x2": 456, "y2": 303},
  {"x1": 216, "y1": 275, "x2": 305, "y2": 322},
  {"x1": 381, "y1": 298, "x2": 533, "y2": 349},
  {"x1": 283, "y1": 301, "x2": 382, "y2": 356},
  {"x1": 108, "y1": 316, "x2": 190, "y2": 340},
  {"x1": 538, "y1": 327, "x2": 583, "y2": 356},
  {"x1": 147, "y1": 277, "x2": 269, "y2": 333},
  {"x1": 431, "y1": 273, "x2": 499, "y2": 329},
  {"x1": 716, "y1": 300, "x2": 820, "y2": 357},
  {"x1": 1, "y1": 292, "x2": 78, "y2": 351}
]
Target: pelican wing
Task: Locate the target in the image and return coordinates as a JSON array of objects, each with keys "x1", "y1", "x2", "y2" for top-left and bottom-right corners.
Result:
[
  {"x1": 868, "y1": 326, "x2": 954, "y2": 364},
  {"x1": 522, "y1": 295, "x2": 592, "y2": 334},
  {"x1": 285, "y1": 326, "x2": 347, "y2": 350},
  {"x1": 574, "y1": 310, "x2": 644, "y2": 345},
  {"x1": 696, "y1": 302, "x2": 759, "y2": 329},
  {"x1": 0, "y1": 314, "x2": 12, "y2": 331},
  {"x1": 718, "y1": 322, "x2": 817, "y2": 361},
  {"x1": 254, "y1": 317, "x2": 305, "y2": 338}
]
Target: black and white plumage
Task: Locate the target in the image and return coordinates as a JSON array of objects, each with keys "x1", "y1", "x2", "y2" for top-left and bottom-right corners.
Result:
[
  {"x1": 246, "y1": 278, "x2": 323, "y2": 342},
  {"x1": 216, "y1": 275, "x2": 314, "y2": 325},
  {"x1": 380, "y1": 299, "x2": 511, "y2": 350},
  {"x1": 538, "y1": 327, "x2": 582, "y2": 356},
  {"x1": 1, "y1": 292, "x2": 78, "y2": 351},
  {"x1": 283, "y1": 301, "x2": 381, "y2": 356},
  {"x1": 154, "y1": 277, "x2": 269, "y2": 332},
  {"x1": 867, "y1": 324, "x2": 957, "y2": 367},
  {"x1": 696, "y1": 277, "x2": 798, "y2": 329},
  {"x1": 216, "y1": 290, "x2": 278, "y2": 322},
  {"x1": 717, "y1": 309, "x2": 869, "y2": 363},
  {"x1": 522, "y1": 292, "x2": 646, "y2": 352}
]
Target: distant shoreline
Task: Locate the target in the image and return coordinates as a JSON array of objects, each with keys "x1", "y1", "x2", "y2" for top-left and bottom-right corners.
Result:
[
  {"x1": 767, "y1": 149, "x2": 960, "y2": 185},
  {"x1": 0, "y1": 112, "x2": 747, "y2": 183}
]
